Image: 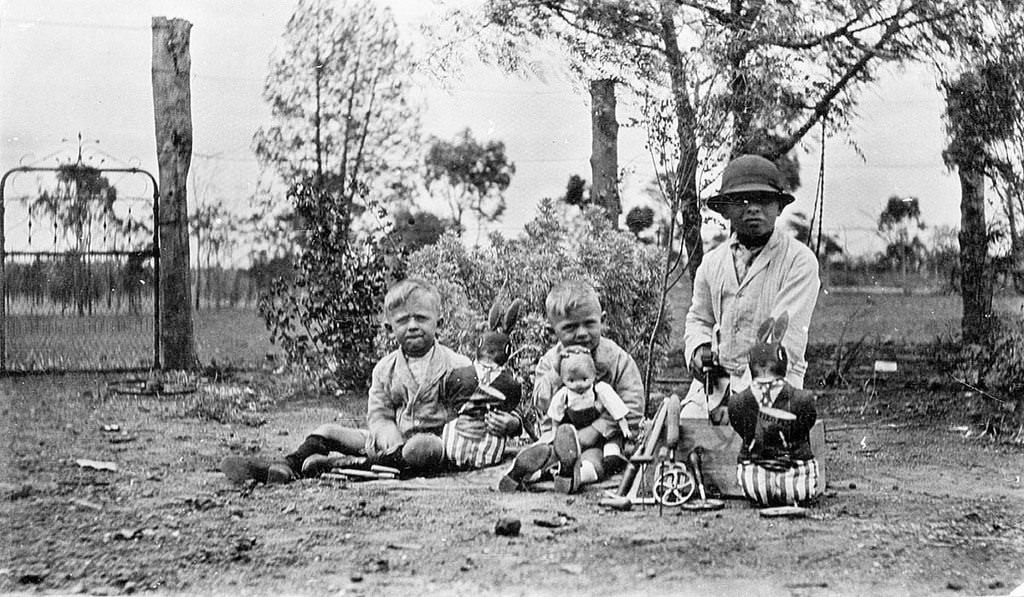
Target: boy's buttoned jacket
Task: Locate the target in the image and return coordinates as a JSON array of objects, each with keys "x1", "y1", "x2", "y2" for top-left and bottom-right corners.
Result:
[
  {"x1": 367, "y1": 344, "x2": 472, "y2": 438},
  {"x1": 684, "y1": 227, "x2": 820, "y2": 389}
]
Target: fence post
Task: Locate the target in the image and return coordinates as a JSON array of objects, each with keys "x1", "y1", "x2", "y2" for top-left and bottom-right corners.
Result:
[{"x1": 151, "y1": 17, "x2": 198, "y2": 370}]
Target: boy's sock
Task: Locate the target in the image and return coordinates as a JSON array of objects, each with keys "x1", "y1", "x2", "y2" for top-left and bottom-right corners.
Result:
[
  {"x1": 284, "y1": 434, "x2": 332, "y2": 475},
  {"x1": 554, "y1": 457, "x2": 599, "y2": 494},
  {"x1": 579, "y1": 460, "x2": 598, "y2": 485}
]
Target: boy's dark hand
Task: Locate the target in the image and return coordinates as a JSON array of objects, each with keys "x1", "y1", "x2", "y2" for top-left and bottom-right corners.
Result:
[
  {"x1": 485, "y1": 410, "x2": 521, "y2": 437},
  {"x1": 689, "y1": 344, "x2": 714, "y2": 378}
]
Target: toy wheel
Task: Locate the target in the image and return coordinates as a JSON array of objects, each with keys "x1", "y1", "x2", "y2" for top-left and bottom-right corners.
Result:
[{"x1": 653, "y1": 462, "x2": 696, "y2": 507}]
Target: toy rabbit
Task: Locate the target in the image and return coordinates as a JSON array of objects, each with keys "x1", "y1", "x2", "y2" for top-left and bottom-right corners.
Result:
[
  {"x1": 441, "y1": 298, "x2": 526, "y2": 470},
  {"x1": 726, "y1": 311, "x2": 821, "y2": 506}
]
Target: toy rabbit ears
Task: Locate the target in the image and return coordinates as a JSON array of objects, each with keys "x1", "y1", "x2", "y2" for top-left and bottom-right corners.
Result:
[
  {"x1": 756, "y1": 311, "x2": 789, "y2": 346},
  {"x1": 487, "y1": 298, "x2": 525, "y2": 334}
]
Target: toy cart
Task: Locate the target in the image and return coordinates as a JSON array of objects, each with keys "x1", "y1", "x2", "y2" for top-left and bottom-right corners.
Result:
[
  {"x1": 603, "y1": 392, "x2": 828, "y2": 511},
  {"x1": 603, "y1": 394, "x2": 725, "y2": 511}
]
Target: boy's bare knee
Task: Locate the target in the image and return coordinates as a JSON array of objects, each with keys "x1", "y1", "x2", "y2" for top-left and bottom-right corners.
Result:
[
  {"x1": 309, "y1": 423, "x2": 345, "y2": 438},
  {"x1": 402, "y1": 434, "x2": 444, "y2": 471}
]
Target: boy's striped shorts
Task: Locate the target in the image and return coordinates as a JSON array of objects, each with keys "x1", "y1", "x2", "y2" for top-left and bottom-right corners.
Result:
[
  {"x1": 442, "y1": 419, "x2": 506, "y2": 470},
  {"x1": 736, "y1": 458, "x2": 821, "y2": 506}
]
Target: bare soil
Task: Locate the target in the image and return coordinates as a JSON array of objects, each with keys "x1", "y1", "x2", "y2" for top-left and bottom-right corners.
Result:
[{"x1": 2, "y1": 361, "x2": 1023, "y2": 597}]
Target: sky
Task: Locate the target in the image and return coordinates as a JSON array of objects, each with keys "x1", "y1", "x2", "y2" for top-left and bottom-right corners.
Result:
[{"x1": 1, "y1": 0, "x2": 965, "y2": 261}]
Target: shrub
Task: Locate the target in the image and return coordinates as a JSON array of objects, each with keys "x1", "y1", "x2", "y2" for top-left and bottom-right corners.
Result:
[
  {"x1": 258, "y1": 180, "x2": 393, "y2": 392},
  {"x1": 953, "y1": 312, "x2": 1024, "y2": 439},
  {"x1": 405, "y1": 199, "x2": 672, "y2": 384}
]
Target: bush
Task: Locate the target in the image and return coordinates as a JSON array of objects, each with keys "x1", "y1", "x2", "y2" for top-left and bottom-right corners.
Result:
[
  {"x1": 954, "y1": 312, "x2": 1024, "y2": 438},
  {"x1": 258, "y1": 180, "x2": 393, "y2": 392},
  {"x1": 405, "y1": 199, "x2": 672, "y2": 384}
]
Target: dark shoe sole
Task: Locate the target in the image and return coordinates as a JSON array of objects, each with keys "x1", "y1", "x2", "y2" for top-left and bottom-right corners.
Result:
[
  {"x1": 553, "y1": 460, "x2": 582, "y2": 494},
  {"x1": 221, "y1": 456, "x2": 295, "y2": 484},
  {"x1": 553, "y1": 425, "x2": 580, "y2": 475},
  {"x1": 497, "y1": 474, "x2": 522, "y2": 493},
  {"x1": 497, "y1": 444, "x2": 553, "y2": 491}
]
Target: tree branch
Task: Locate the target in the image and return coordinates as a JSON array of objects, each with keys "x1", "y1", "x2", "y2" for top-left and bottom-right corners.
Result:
[
  {"x1": 770, "y1": 20, "x2": 902, "y2": 157},
  {"x1": 542, "y1": 2, "x2": 666, "y2": 56}
]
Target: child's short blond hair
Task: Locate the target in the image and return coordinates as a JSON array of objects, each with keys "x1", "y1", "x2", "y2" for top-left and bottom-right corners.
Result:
[
  {"x1": 384, "y1": 278, "x2": 441, "y2": 318},
  {"x1": 545, "y1": 280, "x2": 601, "y2": 322}
]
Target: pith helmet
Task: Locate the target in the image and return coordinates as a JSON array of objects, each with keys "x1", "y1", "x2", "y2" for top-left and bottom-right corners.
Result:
[{"x1": 706, "y1": 154, "x2": 795, "y2": 213}]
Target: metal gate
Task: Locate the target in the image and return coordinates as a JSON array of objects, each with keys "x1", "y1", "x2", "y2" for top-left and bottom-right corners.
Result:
[{"x1": 1, "y1": 164, "x2": 160, "y2": 372}]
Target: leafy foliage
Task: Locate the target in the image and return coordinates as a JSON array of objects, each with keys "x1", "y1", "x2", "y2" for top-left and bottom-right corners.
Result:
[
  {"x1": 434, "y1": 0, "x2": 1011, "y2": 278},
  {"x1": 24, "y1": 164, "x2": 126, "y2": 253},
  {"x1": 424, "y1": 128, "x2": 515, "y2": 236},
  {"x1": 953, "y1": 312, "x2": 1024, "y2": 437},
  {"x1": 787, "y1": 211, "x2": 843, "y2": 257},
  {"x1": 387, "y1": 205, "x2": 450, "y2": 255},
  {"x1": 878, "y1": 196, "x2": 923, "y2": 232},
  {"x1": 625, "y1": 205, "x2": 655, "y2": 237},
  {"x1": 252, "y1": 0, "x2": 420, "y2": 244},
  {"x1": 562, "y1": 174, "x2": 588, "y2": 208},
  {"x1": 405, "y1": 200, "x2": 671, "y2": 378},
  {"x1": 877, "y1": 196, "x2": 926, "y2": 276},
  {"x1": 191, "y1": 200, "x2": 243, "y2": 310},
  {"x1": 258, "y1": 180, "x2": 393, "y2": 391}
]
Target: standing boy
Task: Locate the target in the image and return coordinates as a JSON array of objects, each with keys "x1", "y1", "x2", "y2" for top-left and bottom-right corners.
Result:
[
  {"x1": 221, "y1": 278, "x2": 475, "y2": 483},
  {"x1": 498, "y1": 280, "x2": 645, "y2": 493}
]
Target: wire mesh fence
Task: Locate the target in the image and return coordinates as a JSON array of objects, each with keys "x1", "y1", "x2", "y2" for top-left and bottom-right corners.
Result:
[{"x1": 2, "y1": 165, "x2": 159, "y2": 372}]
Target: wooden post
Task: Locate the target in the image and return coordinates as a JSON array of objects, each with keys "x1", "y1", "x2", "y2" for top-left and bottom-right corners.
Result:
[
  {"x1": 152, "y1": 17, "x2": 198, "y2": 370},
  {"x1": 589, "y1": 79, "x2": 620, "y2": 226},
  {"x1": 958, "y1": 165, "x2": 993, "y2": 344}
]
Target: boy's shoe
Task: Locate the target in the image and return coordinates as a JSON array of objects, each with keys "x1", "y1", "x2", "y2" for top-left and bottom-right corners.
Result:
[
  {"x1": 553, "y1": 425, "x2": 581, "y2": 472},
  {"x1": 553, "y1": 425, "x2": 582, "y2": 494},
  {"x1": 497, "y1": 444, "x2": 554, "y2": 493},
  {"x1": 300, "y1": 454, "x2": 369, "y2": 477},
  {"x1": 220, "y1": 456, "x2": 296, "y2": 484},
  {"x1": 553, "y1": 462, "x2": 582, "y2": 494}
]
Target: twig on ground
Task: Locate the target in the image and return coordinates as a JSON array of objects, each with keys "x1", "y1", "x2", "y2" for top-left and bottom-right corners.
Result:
[
  {"x1": 948, "y1": 375, "x2": 1007, "y2": 404},
  {"x1": 827, "y1": 422, "x2": 924, "y2": 432}
]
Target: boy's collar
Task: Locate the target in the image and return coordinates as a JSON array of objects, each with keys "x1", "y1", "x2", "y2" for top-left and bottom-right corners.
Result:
[{"x1": 402, "y1": 343, "x2": 436, "y2": 360}]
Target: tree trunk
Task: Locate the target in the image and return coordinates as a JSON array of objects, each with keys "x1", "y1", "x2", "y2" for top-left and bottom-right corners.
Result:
[
  {"x1": 194, "y1": 226, "x2": 201, "y2": 312},
  {"x1": 589, "y1": 79, "x2": 620, "y2": 226},
  {"x1": 901, "y1": 238, "x2": 910, "y2": 296},
  {"x1": 152, "y1": 17, "x2": 198, "y2": 370},
  {"x1": 958, "y1": 165, "x2": 993, "y2": 344},
  {"x1": 658, "y1": 0, "x2": 702, "y2": 279},
  {"x1": 1003, "y1": 189, "x2": 1024, "y2": 293}
]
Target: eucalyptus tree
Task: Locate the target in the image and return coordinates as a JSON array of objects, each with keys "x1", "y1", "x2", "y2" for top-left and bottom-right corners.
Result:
[
  {"x1": 878, "y1": 195, "x2": 925, "y2": 294},
  {"x1": 432, "y1": 0, "x2": 1006, "y2": 276},
  {"x1": 942, "y1": 23, "x2": 1024, "y2": 343},
  {"x1": 423, "y1": 128, "x2": 515, "y2": 239},
  {"x1": 253, "y1": 0, "x2": 422, "y2": 387},
  {"x1": 428, "y1": 0, "x2": 1008, "y2": 395},
  {"x1": 253, "y1": 0, "x2": 421, "y2": 242},
  {"x1": 28, "y1": 163, "x2": 118, "y2": 254}
]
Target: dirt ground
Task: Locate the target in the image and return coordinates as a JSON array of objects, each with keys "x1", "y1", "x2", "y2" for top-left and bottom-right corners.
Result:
[{"x1": 2, "y1": 364, "x2": 1023, "y2": 597}]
